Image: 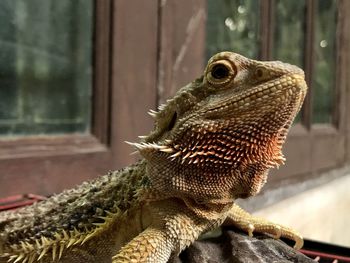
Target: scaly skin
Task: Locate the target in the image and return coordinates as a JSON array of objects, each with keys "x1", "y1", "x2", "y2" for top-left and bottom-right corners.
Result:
[{"x1": 0, "y1": 52, "x2": 307, "y2": 263}]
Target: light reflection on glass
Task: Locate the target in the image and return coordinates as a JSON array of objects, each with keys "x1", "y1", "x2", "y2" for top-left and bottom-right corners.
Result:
[
  {"x1": 206, "y1": 0, "x2": 260, "y2": 60},
  {"x1": 312, "y1": 0, "x2": 337, "y2": 123}
]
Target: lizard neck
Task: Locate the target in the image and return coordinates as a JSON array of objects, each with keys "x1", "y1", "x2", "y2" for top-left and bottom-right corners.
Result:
[{"x1": 145, "y1": 158, "x2": 269, "y2": 203}]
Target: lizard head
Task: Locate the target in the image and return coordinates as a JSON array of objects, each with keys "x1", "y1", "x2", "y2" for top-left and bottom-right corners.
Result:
[{"x1": 129, "y1": 52, "x2": 307, "y2": 201}]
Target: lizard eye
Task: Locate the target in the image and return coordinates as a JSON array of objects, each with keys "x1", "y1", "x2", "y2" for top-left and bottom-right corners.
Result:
[
  {"x1": 211, "y1": 64, "x2": 230, "y2": 79},
  {"x1": 206, "y1": 60, "x2": 236, "y2": 87}
]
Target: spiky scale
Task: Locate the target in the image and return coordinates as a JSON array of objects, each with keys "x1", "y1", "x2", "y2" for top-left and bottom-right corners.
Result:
[
  {"x1": 8, "y1": 255, "x2": 17, "y2": 263},
  {"x1": 159, "y1": 147, "x2": 175, "y2": 153},
  {"x1": 52, "y1": 243, "x2": 57, "y2": 261},
  {"x1": 182, "y1": 152, "x2": 191, "y2": 160},
  {"x1": 37, "y1": 247, "x2": 48, "y2": 261},
  {"x1": 13, "y1": 254, "x2": 24, "y2": 263},
  {"x1": 66, "y1": 239, "x2": 75, "y2": 249},
  {"x1": 58, "y1": 244, "x2": 64, "y2": 260},
  {"x1": 27, "y1": 254, "x2": 35, "y2": 263},
  {"x1": 34, "y1": 240, "x2": 41, "y2": 249},
  {"x1": 148, "y1": 110, "x2": 158, "y2": 118},
  {"x1": 81, "y1": 233, "x2": 94, "y2": 245},
  {"x1": 40, "y1": 236, "x2": 49, "y2": 247},
  {"x1": 62, "y1": 230, "x2": 69, "y2": 240},
  {"x1": 170, "y1": 151, "x2": 181, "y2": 158}
]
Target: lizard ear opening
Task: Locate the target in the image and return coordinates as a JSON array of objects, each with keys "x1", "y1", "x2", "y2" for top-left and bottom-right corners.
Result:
[{"x1": 166, "y1": 111, "x2": 177, "y2": 131}]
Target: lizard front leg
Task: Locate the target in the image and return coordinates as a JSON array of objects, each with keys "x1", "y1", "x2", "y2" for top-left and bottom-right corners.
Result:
[
  {"x1": 223, "y1": 203, "x2": 303, "y2": 250},
  {"x1": 112, "y1": 227, "x2": 173, "y2": 263},
  {"x1": 112, "y1": 208, "x2": 207, "y2": 263}
]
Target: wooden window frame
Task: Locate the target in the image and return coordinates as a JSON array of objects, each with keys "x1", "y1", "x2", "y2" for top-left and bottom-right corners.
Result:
[
  {"x1": 0, "y1": 0, "x2": 158, "y2": 197},
  {"x1": 1, "y1": 0, "x2": 349, "y2": 197}
]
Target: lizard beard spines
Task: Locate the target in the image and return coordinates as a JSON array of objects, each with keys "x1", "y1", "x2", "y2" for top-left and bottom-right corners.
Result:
[
  {"x1": 125, "y1": 141, "x2": 175, "y2": 155},
  {"x1": 145, "y1": 123, "x2": 286, "y2": 171},
  {"x1": 128, "y1": 116, "x2": 287, "y2": 174}
]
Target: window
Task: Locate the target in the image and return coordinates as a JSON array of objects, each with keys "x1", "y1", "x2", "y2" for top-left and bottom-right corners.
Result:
[
  {"x1": 0, "y1": 0, "x2": 92, "y2": 136},
  {"x1": 0, "y1": 1, "x2": 159, "y2": 197},
  {"x1": 1, "y1": 0, "x2": 349, "y2": 198},
  {"x1": 206, "y1": 0, "x2": 260, "y2": 60}
]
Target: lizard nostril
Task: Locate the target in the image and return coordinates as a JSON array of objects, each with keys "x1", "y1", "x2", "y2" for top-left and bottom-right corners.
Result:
[
  {"x1": 256, "y1": 68, "x2": 264, "y2": 78},
  {"x1": 255, "y1": 67, "x2": 268, "y2": 79}
]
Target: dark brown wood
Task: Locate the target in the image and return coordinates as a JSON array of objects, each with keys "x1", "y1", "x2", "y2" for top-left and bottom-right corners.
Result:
[
  {"x1": 334, "y1": 0, "x2": 347, "y2": 131},
  {"x1": 339, "y1": 0, "x2": 350, "y2": 163},
  {"x1": 259, "y1": 0, "x2": 274, "y2": 60},
  {"x1": 302, "y1": 0, "x2": 316, "y2": 129},
  {"x1": 311, "y1": 125, "x2": 345, "y2": 170},
  {"x1": 0, "y1": 151, "x2": 111, "y2": 197},
  {"x1": 304, "y1": 0, "x2": 345, "y2": 174},
  {"x1": 0, "y1": 135, "x2": 106, "y2": 160},
  {"x1": 158, "y1": 0, "x2": 207, "y2": 102},
  {"x1": 109, "y1": 0, "x2": 158, "y2": 168},
  {"x1": 92, "y1": 0, "x2": 113, "y2": 145}
]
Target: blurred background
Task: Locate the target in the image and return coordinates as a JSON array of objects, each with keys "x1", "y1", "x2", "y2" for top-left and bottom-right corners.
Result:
[{"x1": 0, "y1": 0, "x2": 349, "y2": 249}]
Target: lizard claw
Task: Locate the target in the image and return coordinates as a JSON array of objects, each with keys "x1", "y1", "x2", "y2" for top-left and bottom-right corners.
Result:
[
  {"x1": 247, "y1": 223, "x2": 254, "y2": 237},
  {"x1": 293, "y1": 233, "x2": 304, "y2": 250}
]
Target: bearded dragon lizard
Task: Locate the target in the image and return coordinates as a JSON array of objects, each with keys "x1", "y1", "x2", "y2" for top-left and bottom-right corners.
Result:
[{"x1": 0, "y1": 51, "x2": 307, "y2": 263}]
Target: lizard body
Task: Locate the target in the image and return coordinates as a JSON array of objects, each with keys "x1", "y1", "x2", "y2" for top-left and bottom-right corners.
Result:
[{"x1": 0, "y1": 52, "x2": 307, "y2": 263}]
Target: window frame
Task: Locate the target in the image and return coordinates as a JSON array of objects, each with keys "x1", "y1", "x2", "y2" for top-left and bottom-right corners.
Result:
[
  {"x1": 0, "y1": 0, "x2": 158, "y2": 197},
  {"x1": 0, "y1": 0, "x2": 348, "y2": 197}
]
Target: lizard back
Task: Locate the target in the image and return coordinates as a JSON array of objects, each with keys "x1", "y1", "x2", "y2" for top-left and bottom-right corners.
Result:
[{"x1": 0, "y1": 160, "x2": 148, "y2": 261}]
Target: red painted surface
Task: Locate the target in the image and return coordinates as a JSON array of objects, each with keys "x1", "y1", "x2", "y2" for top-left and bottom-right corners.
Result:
[{"x1": 0, "y1": 193, "x2": 46, "y2": 211}]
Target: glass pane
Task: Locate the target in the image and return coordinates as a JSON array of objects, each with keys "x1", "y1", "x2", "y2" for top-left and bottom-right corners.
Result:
[
  {"x1": 0, "y1": 0, "x2": 93, "y2": 136},
  {"x1": 272, "y1": 0, "x2": 306, "y2": 68},
  {"x1": 206, "y1": 0, "x2": 260, "y2": 61},
  {"x1": 272, "y1": 1, "x2": 306, "y2": 124},
  {"x1": 312, "y1": 0, "x2": 337, "y2": 123}
]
